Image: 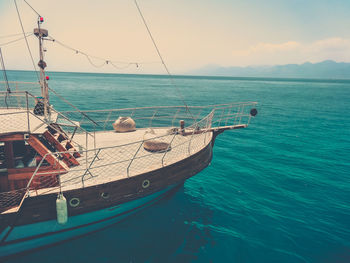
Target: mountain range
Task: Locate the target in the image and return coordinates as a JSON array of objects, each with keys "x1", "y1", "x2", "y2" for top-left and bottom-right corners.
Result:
[{"x1": 188, "y1": 60, "x2": 350, "y2": 79}]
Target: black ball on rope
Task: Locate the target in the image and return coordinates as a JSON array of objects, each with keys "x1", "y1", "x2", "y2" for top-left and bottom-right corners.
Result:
[{"x1": 250, "y1": 108, "x2": 258, "y2": 117}]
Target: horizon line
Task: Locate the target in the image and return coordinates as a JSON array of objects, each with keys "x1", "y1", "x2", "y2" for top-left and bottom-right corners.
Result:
[{"x1": 3, "y1": 69, "x2": 350, "y2": 84}]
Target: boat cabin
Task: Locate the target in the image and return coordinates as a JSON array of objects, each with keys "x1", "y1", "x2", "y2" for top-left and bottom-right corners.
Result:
[{"x1": 0, "y1": 128, "x2": 80, "y2": 193}]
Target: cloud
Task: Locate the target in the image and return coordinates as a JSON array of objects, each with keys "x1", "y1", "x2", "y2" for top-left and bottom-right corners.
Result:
[
  {"x1": 311, "y1": 38, "x2": 350, "y2": 52},
  {"x1": 231, "y1": 38, "x2": 350, "y2": 65},
  {"x1": 252, "y1": 41, "x2": 301, "y2": 52}
]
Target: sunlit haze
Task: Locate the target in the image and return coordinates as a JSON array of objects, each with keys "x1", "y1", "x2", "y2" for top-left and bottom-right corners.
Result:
[{"x1": 1, "y1": 0, "x2": 350, "y2": 75}]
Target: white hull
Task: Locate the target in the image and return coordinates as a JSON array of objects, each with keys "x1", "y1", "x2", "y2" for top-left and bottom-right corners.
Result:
[{"x1": 0, "y1": 184, "x2": 177, "y2": 258}]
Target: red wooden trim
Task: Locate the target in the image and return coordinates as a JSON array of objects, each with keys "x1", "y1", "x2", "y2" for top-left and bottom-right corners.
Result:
[
  {"x1": 27, "y1": 135, "x2": 68, "y2": 170},
  {"x1": 43, "y1": 131, "x2": 79, "y2": 167},
  {"x1": 0, "y1": 134, "x2": 25, "y2": 142},
  {"x1": 0, "y1": 137, "x2": 213, "y2": 234},
  {"x1": 4, "y1": 142, "x2": 14, "y2": 168},
  {"x1": 7, "y1": 166, "x2": 66, "y2": 181}
]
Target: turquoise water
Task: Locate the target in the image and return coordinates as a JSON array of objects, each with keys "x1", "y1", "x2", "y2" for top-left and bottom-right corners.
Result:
[{"x1": 3, "y1": 71, "x2": 350, "y2": 262}]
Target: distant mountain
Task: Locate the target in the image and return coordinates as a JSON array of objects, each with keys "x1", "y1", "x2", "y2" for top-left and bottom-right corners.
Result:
[{"x1": 188, "y1": 60, "x2": 350, "y2": 79}]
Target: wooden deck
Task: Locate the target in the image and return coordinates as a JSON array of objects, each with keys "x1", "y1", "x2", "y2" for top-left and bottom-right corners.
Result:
[
  {"x1": 0, "y1": 106, "x2": 213, "y2": 198},
  {"x1": 0, "y1": 108, "x2": 57, "y2": 134},
  {"x1": 31, "y1": 128, "x2": 213, "y2": 195}
]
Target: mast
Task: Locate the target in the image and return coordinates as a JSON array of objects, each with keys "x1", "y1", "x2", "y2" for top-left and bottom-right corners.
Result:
[{"x1": 34, "y1": 16, "x2": 49, "y2": 119}]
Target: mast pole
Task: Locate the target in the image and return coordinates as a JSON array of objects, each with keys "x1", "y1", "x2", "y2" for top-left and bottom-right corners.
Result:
[{"x1": 35, "y1": 16, "x2": 49, "y2": 119}]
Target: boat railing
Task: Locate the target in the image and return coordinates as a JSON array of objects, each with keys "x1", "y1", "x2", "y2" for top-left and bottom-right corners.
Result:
[
  {"x1": 60, "y1": 101, "x2": 257, "y2": 132},
  {"x1": 1, "y1": 81, "x2": 257, "y2": 139},
  {"x1": 0, "y1": 97, "x2": 257, "y2": 213},
  {"x1": 0, "y1": 89, "x2": 95, "y2": 151},
  {"x1": 35, "y1": 110, "x2": 214, "y2": 184},
  {"x1": 0, "y1": 81, "x2": 98, "y2": 130},
  {"x1": 24, "y1": 91, "x2": 96, "y2": 150},
  {"x1": 0, "y1": 111, "x2": 216, "y2": 212}
]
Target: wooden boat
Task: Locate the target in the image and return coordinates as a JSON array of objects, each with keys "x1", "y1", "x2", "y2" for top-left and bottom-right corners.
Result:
[{"x1": 0, "y1": 5, "x2": 257, "y2": 258}]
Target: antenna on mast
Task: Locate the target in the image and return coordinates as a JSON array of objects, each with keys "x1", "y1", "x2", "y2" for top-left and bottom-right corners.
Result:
[{"x1": 33, "y1": 16, "x2": 50, "y2": 119}]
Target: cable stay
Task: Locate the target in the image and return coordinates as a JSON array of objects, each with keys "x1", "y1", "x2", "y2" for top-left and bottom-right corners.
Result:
[
  {"x1": 134, "y1": 0, "x2": 194, "y2": 120},
  {"x1": 0, "y1": 32, "x2": 31, "y2": 39},
  {"x1": 11, "y1": 0, "x2": 194, "y2": 121},
  {"x1": 13, "y1": 0, "x2": 40, "y2": 82},
  {"x1": 0, "y1": 33, "x2": 34, "y2": 47},
  {"x1": 0, "y1": 47, "x2": 11, "y2": 108},
  {"x1": 0, "y1": 48, "x2": 10, "y2": 92},
  {"x1": 23, "y1": 0, "x2": 41, "y2": 17}
]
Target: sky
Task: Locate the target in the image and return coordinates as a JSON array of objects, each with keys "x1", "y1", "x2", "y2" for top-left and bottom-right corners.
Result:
[{"x1": 1, "y1": 0, "x2": 350, "y2": 74}]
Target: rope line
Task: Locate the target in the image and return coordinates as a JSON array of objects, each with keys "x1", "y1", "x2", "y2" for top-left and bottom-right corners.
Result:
[
  {"x1": 110, "y1": 61, "x2": 139, "y2": 70},
  {"x1": 134, "y1": 0, "x2": 193, "y2": 119},
  {"x1": 23, "y1": 0, "x2": 41, "y2": 17},
  {"x1": 47, "y1": 86, "x2": 99, "y2": 126},
  {"x1": 0, "y1": 32, "x2": 31, "y2": 39},
  {"x1": 48, "y1": 36, "x2": 158, "y2": 69},
  {"x1": 13, "y1": 0, "x2": 39, "y2": 82},
  {"x1": 0, "y1": 33, "x2": 33, "y2": 47},
  {"x1": 134, "y1": 1, "x2": 170, "y2": 77},
  {"x1": 0, "y1": 48, "x2": 11, "y2": 109},
  {"x1": 0, "y1": 48, "x2": 10, "y2": 93},
  {"x1": 83, "y1": 53, "x2": 106, "y2": 68}
]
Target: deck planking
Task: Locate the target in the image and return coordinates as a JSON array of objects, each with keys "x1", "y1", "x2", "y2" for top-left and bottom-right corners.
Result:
[
  {"x1": 0, "y1": 108, "x2": 58, "y2": 134},
  {"x1": 32, "y1": 128, "x2": 213, "y2": 195}
]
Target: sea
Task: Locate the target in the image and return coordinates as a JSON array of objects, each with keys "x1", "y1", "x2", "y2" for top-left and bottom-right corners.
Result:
[{"x1": 2, "y1": 71, "x2": 350, "y2": 263}]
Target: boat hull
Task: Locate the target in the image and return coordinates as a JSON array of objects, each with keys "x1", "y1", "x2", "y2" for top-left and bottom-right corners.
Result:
[
  {"x1": 0, "y1": 184, "x2": 179, "y2": 258},
  {"x1": 0, "y1": 137, "x2": 214, "y2": 258}
]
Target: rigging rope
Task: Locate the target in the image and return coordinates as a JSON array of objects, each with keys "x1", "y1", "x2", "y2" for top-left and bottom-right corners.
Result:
[
  {"x1": 133, "y1": 0, "x2": 194, "y2": 119},
  {"x1": 48, "y1": 36, "x2": 158, "y2": 69},
  {"x1": 110, "y1": 61, "x2": 139, "y2": 70},
  {"x1": 0, "y1": 32, "x2": 31, "y2": 39},
  {"x1": 47, "y1": 86, "x2": 99, "y2": 127},
  {"x1": 23, "y1": 0, "x2": 41, "y2": 17},
  {"x1": 0, "y1": 48, "x2": 10, "y2": 92},
  {"x1": 12, "y1": 0, "x2": 98, "y2": 127},
  {"x1": 10, "y1": 0, "x2": 195, "y2": 122},
  {"x1": 13, "y1": 0, "x2": 40, "y2": 82},
  {"x1": 0, "y1": 33, "x2": 33, "y2": 47},
  {"x1": 83, "y1": 53, "x2": 106, "y2": 68},
  {"x1": 0, "y1": 48, "x2": 11, "y2": 109}
]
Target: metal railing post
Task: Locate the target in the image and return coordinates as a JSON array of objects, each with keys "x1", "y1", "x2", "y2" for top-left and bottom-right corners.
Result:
[
  {"x1": 162, "y1": 133, "x2": 177, "y2": 166},
  {"x1": 194, "y1": 108, "x2": 203, "y2": 126},
  {"x1": 126, "y1": 141, "x2": 144, "y2": 178},
  {"x1": 149, "y1": 109, "x2": 158, "y2": 127},
  {"x1": 26, "y1": 153, "x2": 48, "y2": 191},
  {"x1": 234, "y1": 105, "x2": 240, "y2": 126},
  {"x1": 188, "y1": 125, "x2": 197, "y2": 155},
  {"x1": 93, "y1": 124, "x2": 97, "y2": 155},
  {"x1": 26, "y1": 92, "x2": 30, "y2": 132},
  {"x1": 171, "y1": 108, "x2": 180, "y2": 127},
  {"x1": 225, "y1": 105, "x2": 233, "y2": 126},
  {"x1": 218, "y1": 108, "x2": 225, "y2": 127},
  {"x1": 103, "y1": 111, "x2": 112, "y2": 131},
  {"x1": 239, "y1": 105, "x2": 245, "y2": 124},
  {"x1": 203, "y1": 114, "x2": 210, "y2": 145},
  {"x1": 79, "y1": 114, "x2": 86, "y2": 126},
  {"x1": 85, "y1": 131, "x2": 88, "y2": 170},
  {"x1": 82, "y1": 149, "x2": 101, "y2": 187}
]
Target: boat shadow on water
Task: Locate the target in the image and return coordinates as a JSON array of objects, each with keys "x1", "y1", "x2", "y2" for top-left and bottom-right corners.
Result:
[{"x1": 6, "y1": 184, "x2": 215, "y2": 263}]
